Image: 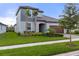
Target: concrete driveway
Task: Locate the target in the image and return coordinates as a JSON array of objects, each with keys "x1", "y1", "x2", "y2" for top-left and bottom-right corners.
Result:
[{"x1": 64, "y1": 34, "x2": 79, "y2": 39}]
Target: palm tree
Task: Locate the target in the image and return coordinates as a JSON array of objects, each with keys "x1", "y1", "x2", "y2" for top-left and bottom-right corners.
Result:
[
  {"x1": 32, "y1": 10, "x2": 38, "y2": 32},
  {"x1": 25, "y1": 9, "x2": 31, "y2": 32}
]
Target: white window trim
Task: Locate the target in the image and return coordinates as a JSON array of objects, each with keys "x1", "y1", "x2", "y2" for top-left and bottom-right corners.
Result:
[{"x1": 27, "y1": 22, "x2": 31, "y2": 31}]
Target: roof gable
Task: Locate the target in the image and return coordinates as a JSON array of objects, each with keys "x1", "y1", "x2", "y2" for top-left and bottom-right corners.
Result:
[
  {"x1": 37, "y1": 15, "x2": 59, "y2": 22},
  {"x1": 16, "y1": 6, "x2": 44, "y2": 16}
]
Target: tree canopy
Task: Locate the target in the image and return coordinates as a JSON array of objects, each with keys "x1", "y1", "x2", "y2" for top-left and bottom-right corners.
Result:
[
  {"x1": 59, "y1": 3, "x2": 79, "y2": 30},
  {"x1": 25, "y1": 9, "x2": 31, "y2": 16}
]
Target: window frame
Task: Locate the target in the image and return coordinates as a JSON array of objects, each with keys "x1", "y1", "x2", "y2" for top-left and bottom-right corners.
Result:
[{"x1": 27, "y1": 22, "x2": 31, "y2": 31}]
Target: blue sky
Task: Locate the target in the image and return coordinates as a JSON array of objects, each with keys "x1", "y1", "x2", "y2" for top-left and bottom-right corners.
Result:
[{"x1": 0, "y1": 3, "x2": 67, "y2": 25}]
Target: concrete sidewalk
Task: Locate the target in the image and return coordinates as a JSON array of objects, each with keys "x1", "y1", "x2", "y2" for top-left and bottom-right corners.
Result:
[
  {"x1": 54, "y1": 50, "x2": 79, "y2": 56},
  {"x1": 64, "y1": 34, "x2": 79, "y2": 39},
  {"x1": 0, "y1": 38, "x2": 79, "y2": 50}
]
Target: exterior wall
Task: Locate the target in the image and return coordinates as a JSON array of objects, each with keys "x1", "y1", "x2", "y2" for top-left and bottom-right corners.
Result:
[
  {"x1": 0, "y1": 25, "x2": 6, "y2": 33},
  {"x1": 16, "y1": 9, "x2": 26, "y2": 34},
  {"x1": 19, "y1": 22, "x2": 26, "y2": 34},
  {"x1": 16, "y1": 9, "x2": 21, "y2": 33},
  {"x1": 16, "y1": 9, "x2": 35, "y2": 34}
]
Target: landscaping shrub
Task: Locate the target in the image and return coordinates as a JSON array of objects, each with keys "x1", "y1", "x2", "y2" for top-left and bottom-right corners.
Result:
[
  {"x1": 22, "y1": 31, "x2": 43, "y2": 36},
  {"x1": 44, "y1": 32, "x2": 53, "y2": 37},
  {"x1": 73, "y1": 30, "x2": 79, "y2": 34},
  {"x1": 19, "y1": 30, "x2": 63, "y2": 37},
  {"x1": 54, "y1": 33, "x2": 63, "y2": 37},
  {"x1": 48, "y1": 28, "x2": 56, "y2": 34},
  {"x1": 24, "y1": 32, "x2": 33, "y2": 36},
  {"x1": 32, "y1": 32, "x2": 43, "y2": 36},
  {"x1": 44, "y1": 32, "x2": 63, "y2": 37},
  {"x1": 17, "y1": 32, "x2": 21, "y2": 36},
  {"x1": 45, "y1": 28, "x2": 63, "y2": 37}
]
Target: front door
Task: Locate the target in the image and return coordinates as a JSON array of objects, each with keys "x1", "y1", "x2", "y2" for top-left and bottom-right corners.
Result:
[{"x1": 39, "y1": 23, "x2": 45, "y2": 32}]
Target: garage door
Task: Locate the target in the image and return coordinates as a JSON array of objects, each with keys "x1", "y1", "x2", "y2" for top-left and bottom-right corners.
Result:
[{"x1": 50, "y1": 26, "x2": 64, "y2": 33}]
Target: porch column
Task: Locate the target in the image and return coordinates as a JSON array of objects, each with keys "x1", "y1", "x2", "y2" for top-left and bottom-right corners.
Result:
[
  {"x1": 36, "y1": 22, "x2": 39, "y2": 32},
  {"x1": 45, "y1": 23, "x2": 49, "y2": 32}
]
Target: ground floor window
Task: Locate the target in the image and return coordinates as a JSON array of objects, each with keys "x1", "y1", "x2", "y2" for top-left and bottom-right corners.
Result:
[{"x1": 27, "y1": 23, "x2": 31, "y2": 31}]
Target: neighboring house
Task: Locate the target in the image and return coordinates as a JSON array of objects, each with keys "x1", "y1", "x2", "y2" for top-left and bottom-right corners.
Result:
[
  {"x1": 0, "y1": 22, "x2": 7, "y2": 33},
  {"x1": 15, "y1": 6, "x2": 66, "y2": 34}
]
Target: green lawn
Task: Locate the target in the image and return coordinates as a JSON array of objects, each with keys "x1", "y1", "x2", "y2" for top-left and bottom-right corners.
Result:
[
  {"x1": 0, "y1": 32, "x2": 67, "y2": 46},
  {"x1": 0, "y1": 41, "x2": 79, "y2": 56}
]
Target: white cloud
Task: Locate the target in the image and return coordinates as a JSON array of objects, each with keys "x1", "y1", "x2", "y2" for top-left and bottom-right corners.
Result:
[
  {"x1": 0, "y1": 17, "x2": 16, "y2": 26},
  {"x1": 0, "y1": 9, "x2": 16, "y2": 26}
]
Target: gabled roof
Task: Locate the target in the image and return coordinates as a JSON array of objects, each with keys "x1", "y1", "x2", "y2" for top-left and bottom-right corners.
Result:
[
  {"x1": 16, "y1": 6, "x2": 44, "y2": 16},
  {"x1": 37, "y1": 15, "x2": 59, "y2": 22},
  {"x1": 16, "y1": 6, "x2": 58, "y2": 23},
  {"x1": 0, "y1": 22, "x2": 7, "y2": 26}
]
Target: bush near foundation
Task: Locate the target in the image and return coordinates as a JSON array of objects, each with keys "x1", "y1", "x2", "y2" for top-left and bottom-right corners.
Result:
[
  {"x1": 73, "y1": 30, "x2": 79, "y2": 34},
  {"x1": 22, "y1": 31, "x2": 43, "y2": 36},
  {"x1": 44, "y1": 33, "x2": 63, "y2": 37},
  {"x1": 20, "y1": 31, "x2": 63, "y2": 37}
]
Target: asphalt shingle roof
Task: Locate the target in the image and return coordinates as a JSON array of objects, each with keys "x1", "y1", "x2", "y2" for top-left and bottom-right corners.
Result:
[
  {"x1": 37, "y1": 15, "x2": 59, "y2": 22},
  {"x1": 0, "y1": 22, "x2": 7, "y2": 26}
]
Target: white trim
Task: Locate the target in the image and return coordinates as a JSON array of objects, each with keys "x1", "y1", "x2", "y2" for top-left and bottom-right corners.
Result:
[{"x1": 27, "y1": 22, "x2": 32, "y2": 31}]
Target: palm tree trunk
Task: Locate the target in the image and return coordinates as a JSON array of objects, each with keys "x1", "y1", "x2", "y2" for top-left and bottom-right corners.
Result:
[
  {"x1": 26, "y1": 16, "x2": 28, "y2": 32},
  {"x1": 34, "y1": 16, "x2": 37, "y2": 32},
  {"x1": 24, "y1": 17, "x2": 27, "y2": 35}
]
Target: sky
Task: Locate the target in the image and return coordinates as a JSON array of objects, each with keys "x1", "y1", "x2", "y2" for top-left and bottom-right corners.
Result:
[{"x1": 0, "y1": 3, "x2": 69, "y2": 26}]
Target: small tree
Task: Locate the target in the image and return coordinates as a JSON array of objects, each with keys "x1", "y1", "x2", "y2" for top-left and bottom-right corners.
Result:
[
  {"x1": 59, "y1": 3, "x2": 79, "y2": 45},
  {"x1": 48, "y1": 28, "x2": 56, "y2": 34},
  {"x1": 26, "y1": 9, "x2": 31, "y2": 16},
  {"x1": 7, "y1": 25, "x2": 14, "y2": 32}
]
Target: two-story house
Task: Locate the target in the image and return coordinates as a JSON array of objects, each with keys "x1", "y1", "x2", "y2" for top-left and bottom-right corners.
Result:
[{"x1": 15, "y1": 6, "x2": 65, "y2": 34}]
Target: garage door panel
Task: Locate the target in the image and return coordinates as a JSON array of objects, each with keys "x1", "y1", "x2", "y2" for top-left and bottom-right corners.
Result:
[{"x1": 50, "y1": 26, "x2": 64, "y2": 33}]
